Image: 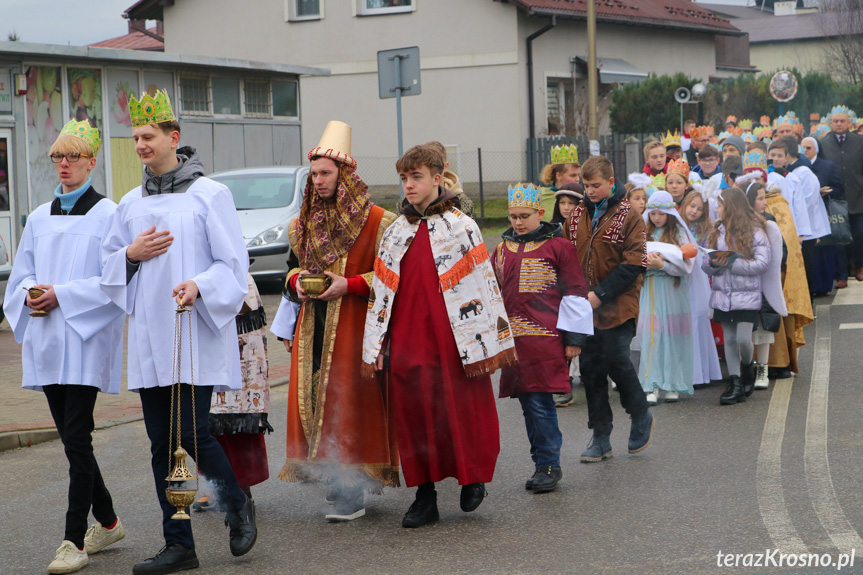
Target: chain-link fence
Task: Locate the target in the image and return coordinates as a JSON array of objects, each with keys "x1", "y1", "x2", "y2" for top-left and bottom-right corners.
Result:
[{"x1": 353, "y1": 132, "x2": 663, "y2": 218}]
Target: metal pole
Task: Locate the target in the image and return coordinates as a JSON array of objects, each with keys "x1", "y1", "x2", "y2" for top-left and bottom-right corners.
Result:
[
  {"x1": 394, "y1": 55, "x2": 404, "y2": 157},
  {"x1": 478, "y1": 147, "x2": 485, "y2": 219},
  {"x1": 587, "y1": 0, "x2": 598, "y2": 141}
]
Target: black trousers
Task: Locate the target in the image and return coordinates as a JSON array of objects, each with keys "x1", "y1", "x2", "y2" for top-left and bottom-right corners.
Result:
[
  {"x1": 801, "y1": 238, "x2": 817, "y2": 296},
  {"x1": 140, "y1": 385, "x2": 245, "y2": 550},
  {"x1": 43, "y1": 384, "x2": 117, "y2": 549},
  {"x1": 579, "y1": 319, "x2": 649, "y2": 437}
]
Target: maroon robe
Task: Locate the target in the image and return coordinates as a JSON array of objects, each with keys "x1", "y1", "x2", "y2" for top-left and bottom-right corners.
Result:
[
  {"x1": 493, "y1": 228, "x2": 589, "y2": 397},
  {"x1": 389, "y1": 221, "x2": 500, "y2": 487}
]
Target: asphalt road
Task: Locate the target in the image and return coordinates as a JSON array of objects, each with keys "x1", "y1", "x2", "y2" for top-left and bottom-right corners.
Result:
[{"x1": 2, "y1": 286, "x2": 863, "y2": 575}]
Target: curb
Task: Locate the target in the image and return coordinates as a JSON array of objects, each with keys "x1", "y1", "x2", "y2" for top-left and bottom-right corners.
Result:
[{"x1": 0, "y1": 375, "x2": 292, "y2": 455}]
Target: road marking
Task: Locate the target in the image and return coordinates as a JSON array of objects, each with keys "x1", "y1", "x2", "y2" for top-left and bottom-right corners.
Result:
[
  {"x1": 757, "y1": 376, "x2": 808, "y2": 554},
  {"x1": 838, "y1": 323, "x2": 863, "y2": 330},
  {"x1": 832, "y1": 280, "x2": 863, "y2": 306},
  {"x1": 805, "y1": 305, "x2": 863, "y2": 554}
]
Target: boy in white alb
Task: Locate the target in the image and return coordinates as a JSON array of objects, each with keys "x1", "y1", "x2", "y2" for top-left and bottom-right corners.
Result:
[{"x1": 3, "y1": 120, "x2": 126, "y2": 574}]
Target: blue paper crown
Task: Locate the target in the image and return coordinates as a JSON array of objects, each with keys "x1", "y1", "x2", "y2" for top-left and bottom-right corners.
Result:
[
  {"x1": 830, "y1": 105, "x2": 857, "y2": 121},
  {"x1": 775, "y1": 114, "x2": 798, "y2": 126},
  {"x1": 508, "y1": 182, "x2": 543, "y2": 210},
  {"x1": 742, "y1": 151, "x2": 767, "y2": 172}
]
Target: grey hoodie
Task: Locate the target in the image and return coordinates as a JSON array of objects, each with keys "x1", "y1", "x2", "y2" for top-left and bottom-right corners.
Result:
[{"x1": 142, "y1": 146, "x2": 205, "y2": 197}]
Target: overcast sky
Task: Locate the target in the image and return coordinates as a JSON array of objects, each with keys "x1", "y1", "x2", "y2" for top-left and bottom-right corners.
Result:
[{"x1": 2, "y1": 0, "x2": 143, "y2": 46}]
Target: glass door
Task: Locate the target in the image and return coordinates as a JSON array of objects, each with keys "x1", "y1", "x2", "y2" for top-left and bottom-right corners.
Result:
[{"x1": 0, "y1": 129, "x2": 14, "y2": 278}]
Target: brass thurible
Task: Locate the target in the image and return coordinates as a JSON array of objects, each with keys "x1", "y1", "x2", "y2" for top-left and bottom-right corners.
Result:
[
  {"x1": 299, "y1": 273, "x2": 332, "y2": 298},
  {"x1": 165, "y1": 302, "x2": 198, "y2": 520},
  {"x1": 28, "y1": 288, "x2": 48, "y2": 317}
]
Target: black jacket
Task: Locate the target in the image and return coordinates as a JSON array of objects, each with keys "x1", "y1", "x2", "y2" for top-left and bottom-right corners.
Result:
[{"x1": 819, "y1": 131, "x2": 863, "y2": 213}]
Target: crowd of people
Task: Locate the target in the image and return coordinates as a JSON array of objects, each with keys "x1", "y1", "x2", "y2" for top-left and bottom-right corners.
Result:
[{"x1": 5, "y1": 93, "x2": 862, "y2": 575}]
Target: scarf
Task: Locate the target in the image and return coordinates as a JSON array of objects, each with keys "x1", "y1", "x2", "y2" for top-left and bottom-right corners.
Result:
[
  {"x1": 362, "y1": 195, "x2": 517, "y2": 378},
  {"x1": 54, "y1": 178, "x2": 91, "y2": 212},
  {"x1": 295, "y1": 163, "x2": 372, "y2": 273}
]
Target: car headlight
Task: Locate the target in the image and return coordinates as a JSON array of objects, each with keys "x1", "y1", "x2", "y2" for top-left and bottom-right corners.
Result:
[{"x1": 247, "y1": 224, "x2": 287, "y2": 248}]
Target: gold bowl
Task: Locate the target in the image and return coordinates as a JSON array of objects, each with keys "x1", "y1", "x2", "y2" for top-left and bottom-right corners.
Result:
[
  {"x1": 28, "y1": 288, "x2": 48, "y2": 317},
  {"x1": 299, "y1": 274, "x2": 332, "y2": 298}
]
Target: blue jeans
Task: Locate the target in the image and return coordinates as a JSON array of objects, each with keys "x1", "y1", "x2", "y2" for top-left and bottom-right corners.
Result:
[
  {"x1": 140, "y1": 385, "x2": 246, "y2": 550},
  {"x1": 518, "y1": 392, "x2": 562, "y2": 468}
]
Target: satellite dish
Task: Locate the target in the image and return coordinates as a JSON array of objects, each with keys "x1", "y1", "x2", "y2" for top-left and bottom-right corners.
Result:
[{"x1": 674, "y1": 87, "x2": 691, "y2": 104}]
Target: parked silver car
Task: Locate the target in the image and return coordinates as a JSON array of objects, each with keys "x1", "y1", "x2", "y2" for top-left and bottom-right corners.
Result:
[{"x1": 209, "y1": 166, "x2": 308, "y2": 284}]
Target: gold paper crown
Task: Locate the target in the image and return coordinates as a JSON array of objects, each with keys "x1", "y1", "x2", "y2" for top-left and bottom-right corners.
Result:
[
  {"x1": 550, "y1": 144, "x2": 578, "y2": 165},
  {"x1": 129, "y1": 89, "x2": 176, "y2": 128},
  {"x1": 690, "y1": 125, "x2": 713, "y2": 139},
  {"x1": 738, "y1": 119, "x2": 753, "y2": 130},
  {"x1": 666, "y1": 158, "x2": 689, "y2": 180},
  {"x1": 726, "y1": 115, "x2": 738, "y2": 124},
  {"x1": 661, "y1": 130, "x2": 681, "y2": 149},
  {"x1": 810, "y1": 113, "x2": 821, "y2": 122},
  {"x1": 743, "y1": 151, "x2": 768, "y2": 173},
  {"x1": 508, "y1": 182, "x2": 543, "y2": 210},
  {"x1": 760, "y1": 115, "x2": 771, "y2": 126},
  {"x1": 59, "y1": 119, "x2": 101, "y2": 156},
  {"x1": 753, "y1": 126, "x2": 773, "y2": 140}
]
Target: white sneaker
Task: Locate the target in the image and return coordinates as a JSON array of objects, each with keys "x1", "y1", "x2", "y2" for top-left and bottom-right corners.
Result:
[
  {"x1": 47, "y1": 541, "x2": 88, "y2": 574},
  {"x1": 645, "y1": 390, "x2": 658, "y2": 406},
  {"x1": 665, "y1": 391, "x2": 679, "y2": 402},
  {"x1": 83, "y1": 518, "x2": 125, "y2": 555}
]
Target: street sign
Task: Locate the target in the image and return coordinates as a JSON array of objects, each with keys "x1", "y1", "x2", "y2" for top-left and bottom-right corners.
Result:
[
  {"x1": 377, "y1": 46, "x2": 421, "y2": 100},
  {"x1": 377, "y1": 46, "x2": 421, "y2": 162}
]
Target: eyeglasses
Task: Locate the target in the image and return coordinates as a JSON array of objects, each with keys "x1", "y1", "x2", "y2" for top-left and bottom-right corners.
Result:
[
  {"x1": 49, "y1": 153, "x2": 89, "y2": 163},
  {"x1": 508, "y1": 211, "x2": 539, "y2": 222},
  {"x1": 699, "y1": 157, "x2": 719, "y2": 163}
]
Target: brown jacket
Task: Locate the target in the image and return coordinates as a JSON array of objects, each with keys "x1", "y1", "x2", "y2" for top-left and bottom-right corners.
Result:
[{"x1": 567, "y1": 189, "x2": 646, "y2": 330}]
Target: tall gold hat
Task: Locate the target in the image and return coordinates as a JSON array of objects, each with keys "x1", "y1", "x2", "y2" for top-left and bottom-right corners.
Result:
[{"x1": 308, "y1": 120, "x2": 357, "y2": 170}]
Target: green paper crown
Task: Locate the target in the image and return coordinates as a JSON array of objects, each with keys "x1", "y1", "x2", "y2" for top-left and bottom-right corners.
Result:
[
  {"x1": 59, "y1": 119, "x2": 101, "y2": 156},
  {"x1": 738, "y1": 119, "x2": 753, "y2": 130},
  {"x1": 129, "y1": 89, "x2": 176, "y2": 128},
  {"x1": 550, "y1": 144, "x2": 578, "y2": 165}
]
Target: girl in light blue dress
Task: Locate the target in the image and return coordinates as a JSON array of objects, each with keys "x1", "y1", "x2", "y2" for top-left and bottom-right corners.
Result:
[{"x1": 637, "y1": 191, "x2": 696, "y2": 404}]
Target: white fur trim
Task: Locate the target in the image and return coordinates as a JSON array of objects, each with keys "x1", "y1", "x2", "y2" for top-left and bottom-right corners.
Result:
[{"x1": 628, "y1": 172, "x2": 652, "y2": 190}]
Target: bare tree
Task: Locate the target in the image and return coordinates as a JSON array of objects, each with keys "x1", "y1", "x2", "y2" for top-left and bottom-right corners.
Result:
[
  {"x1": 818, "y1": 0, "x2": 863, "y2": 84},
  {"x1": 7, "y1": 30, "x2": 20, "y2": 42}
]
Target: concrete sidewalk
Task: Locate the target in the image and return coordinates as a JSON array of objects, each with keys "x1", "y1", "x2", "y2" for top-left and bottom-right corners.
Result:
[{"x1": 0, "y1": 293, "x2": 292, "y2": 452}]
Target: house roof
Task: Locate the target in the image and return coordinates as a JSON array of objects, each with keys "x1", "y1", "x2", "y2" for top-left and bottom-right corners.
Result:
[
  {"x1": 89, "y1": 27, "x2": 164, "y2": 51},
  {"x1": 124, "y1": 0, "x2": 171, "y2": 21},
  {"x1": 0, "y1": 40, "x2": 329, "y2": 77},
  {"x1": 733, "y1": 11, "x2": 857, "y2": 42},
  {"x1": 697, "y1": 3, "x2": 776, "y2": 20},
  {"x1": 509, "y1": 0, "x2": 743, "y2": 35}
]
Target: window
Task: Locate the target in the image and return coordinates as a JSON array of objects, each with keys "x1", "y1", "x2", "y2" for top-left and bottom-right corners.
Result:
[
  {"x1": 179, "y1": 75, "x2": 210, "y2": 115},
  {"x1": 357, "y1": 0, "x2": 413, "y2": 16},
  {"x1": 272, "y1": 80, "x2": 298, "y2": 117},
  {"x1": 244, "y1": 79, "x2": 271, "y2": 118},
  {"x1": 212, "y1": 77, "x2": 240, "y2": 115},
  {"x1": 288, "y1": 0, "x2": 323, "y2": 21}
]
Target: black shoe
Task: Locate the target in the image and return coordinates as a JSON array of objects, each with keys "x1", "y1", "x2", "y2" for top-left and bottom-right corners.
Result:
[
  {"x1": 768, "y1": 366, "x2": 792, "y2": 380},
  {"x1": 741, "y1": 361, "x2": 756, "y2": 397},
  {"x1": 531, "y1": 466, "x2": 562, "y2": 494},
  {"x1": 720, "y1": 375, "x2": 746, "y2": 405},
  {"x1": 628, "y1": 410, "x2": 654, "y2": 453},
  {"x1": 402, "y1": 489, "x2": 439, "y2": 528},
  {"x1": 460, "y1": 483, "x2": 486, "y2": 512},
  {"x1": 225, "y1": 496, "x2": 257, "y2": 557},
  {"x1": 132, "y1": 544, "x2": 198, "y2": 575},
  {"x1": 525, "y1": 469, "x2": 540, "y2": 490}
]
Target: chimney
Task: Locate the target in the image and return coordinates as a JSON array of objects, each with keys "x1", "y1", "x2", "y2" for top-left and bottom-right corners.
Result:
[{"x1": 773, "y1": 1, "x2": 797, "y2": 16}]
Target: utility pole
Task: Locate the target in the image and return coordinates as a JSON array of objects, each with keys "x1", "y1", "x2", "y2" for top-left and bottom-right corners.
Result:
[{"x1": 587, "y1": 0, "x2": 598, "y2": 142}]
